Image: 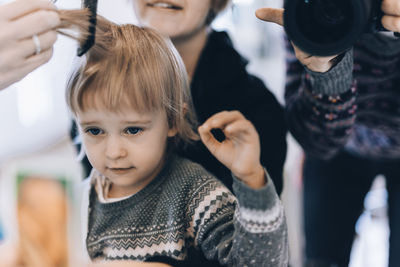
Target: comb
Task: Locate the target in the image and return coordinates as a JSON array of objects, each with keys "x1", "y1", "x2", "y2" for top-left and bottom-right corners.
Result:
[{"x1": 77, "y1": 0, "x2": 98, "y2": 56}]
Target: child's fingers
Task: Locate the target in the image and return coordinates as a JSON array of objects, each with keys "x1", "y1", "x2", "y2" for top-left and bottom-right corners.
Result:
[
  {"x1": 198, "y1": 124, "x2": 222, "y2": 155},
  {"x1": 201, "y1": 110, "x2": 245, "y2": 131},
  {"x1": 224, "y1": 119, "x2": 253, "y2": 141}
]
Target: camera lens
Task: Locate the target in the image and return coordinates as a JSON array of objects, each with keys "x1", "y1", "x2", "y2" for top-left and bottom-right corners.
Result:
[
  {"x1": 297, "y1": 0, "x2": 352, "y2": 44},
  {"x1": 313, "y1": 0, "x2": 345, "y2": 27},
  {"x1": 284, "y1": 0, "x2": 371, "y2": 56}
]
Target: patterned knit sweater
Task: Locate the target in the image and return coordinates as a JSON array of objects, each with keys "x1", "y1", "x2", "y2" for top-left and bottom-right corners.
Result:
[
  {"x1": 81, "y1": 155, "x2": 288, "y2": 266},
  {"x1": 285, "y1": 33, "x2": 400, "y2": 160}
]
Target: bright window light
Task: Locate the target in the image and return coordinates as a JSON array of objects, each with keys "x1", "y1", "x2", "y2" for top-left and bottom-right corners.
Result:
[
  {"x1": 16, "y1": 72, "x2": 53, "y2": 128},
  {"x1": 232, "y1": 0, "x2": 254, "y2": 5}
]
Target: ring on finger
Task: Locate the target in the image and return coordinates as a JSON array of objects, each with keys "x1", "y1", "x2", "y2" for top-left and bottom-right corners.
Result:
[{"x1": 32, "y1": 34, "x2": 41, "y2": 55}]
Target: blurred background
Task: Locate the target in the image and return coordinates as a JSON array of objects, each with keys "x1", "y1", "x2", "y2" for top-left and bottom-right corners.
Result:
[{"x1": 0, "y1": 0, "x2": 389, "y2": 266}]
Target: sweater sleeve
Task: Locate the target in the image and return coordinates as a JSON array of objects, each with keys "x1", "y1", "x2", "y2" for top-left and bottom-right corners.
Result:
[
  {"x1": 189, "y1": 172, "x2": 288, "y2": 266},
  {"x1": 285, "y1": 39, "x2": 358, "y2": 159}
]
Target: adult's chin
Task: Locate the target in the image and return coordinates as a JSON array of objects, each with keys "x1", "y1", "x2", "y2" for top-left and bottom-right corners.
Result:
[{"x1": 146, "y1": 22, "x2": 183, "y2": 38}]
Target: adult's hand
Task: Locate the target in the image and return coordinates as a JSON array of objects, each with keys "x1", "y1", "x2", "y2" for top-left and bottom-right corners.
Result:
[
  {"x1": 255, "y1": 8, "x2": 339, "y2": 73},
  {"x1": 381, "y1": 0, "x2": 400, "y2": 32},
  {"x1": 0, "y1": 0, "x2": 60, "y2": 90}
]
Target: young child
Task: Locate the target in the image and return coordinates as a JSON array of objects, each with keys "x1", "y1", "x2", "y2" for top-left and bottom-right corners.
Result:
[{"x1": 59, "y1": 10, "x2": 288, "y2": 266}]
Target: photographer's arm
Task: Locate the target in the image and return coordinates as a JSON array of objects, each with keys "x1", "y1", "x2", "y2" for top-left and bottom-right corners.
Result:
[
  {"x1": 256, "y1": 8, "x2": 357, "y2": 159},
  {"x1": 284, "y1": 43, "x2": 356, "y2": 159}
]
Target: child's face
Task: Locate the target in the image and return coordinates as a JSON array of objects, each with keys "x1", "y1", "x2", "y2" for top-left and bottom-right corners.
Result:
[
  {"x1": 133, "y1": 0, "x2": 212, "y2": 40},
  {"x1": 77, "y1": 106, "x2": 177, "y2": 197}
]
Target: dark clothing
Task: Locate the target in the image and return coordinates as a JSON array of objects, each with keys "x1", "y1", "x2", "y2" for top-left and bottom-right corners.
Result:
[
  {"x1": 303, "y1": 151, "x2": 400, "y2": 267},
  {"x1": 71, "y1": 31, "x2": 287, "y2": 195},
  {"x1": 285, "y1": 34, "x2": 400, "y2": 160},
  {"x1": 285, "y1": 33, "x2": 400, "y2": 266},
  {"x1": 177, "y1": 31, "x2": 287, "y2": 194}
]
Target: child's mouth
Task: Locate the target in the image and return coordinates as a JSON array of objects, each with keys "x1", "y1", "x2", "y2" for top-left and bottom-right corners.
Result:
[{"x1": 108, "y1": 167, "x2": 135, "y2": 173}]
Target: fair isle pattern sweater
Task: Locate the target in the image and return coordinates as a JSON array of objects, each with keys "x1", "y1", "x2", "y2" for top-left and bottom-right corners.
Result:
[
  {"x1": 83, "y1": 156, "x2": 288, "y2": 266},
  {"x1": 285, "y1": 33, "x2": 400, "y2": 160}
]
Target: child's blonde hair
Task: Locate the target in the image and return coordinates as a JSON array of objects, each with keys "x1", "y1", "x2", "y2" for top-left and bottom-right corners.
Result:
[{"x1": 58, "y1": 10, "x2": 198, "y2": 147}]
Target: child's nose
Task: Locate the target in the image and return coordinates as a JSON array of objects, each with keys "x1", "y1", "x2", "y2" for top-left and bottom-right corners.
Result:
[{"x1": 105, "y1": 136, "x2": 127, "y2": 159}]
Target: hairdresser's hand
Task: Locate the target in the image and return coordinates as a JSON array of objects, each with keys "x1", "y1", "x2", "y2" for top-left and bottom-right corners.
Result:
[
  {"x1": 381, "y1": 0, "x2": 400, "y2": 32},
  {"x1": 199, "y1": 111, "x2": 266, "y2": 189},
  {"x1": 255, "y1": 7, "x2": 338, "y2": 73},
  {"x1": 0, "y1": 0, "x2": 60, "y2": 90}
]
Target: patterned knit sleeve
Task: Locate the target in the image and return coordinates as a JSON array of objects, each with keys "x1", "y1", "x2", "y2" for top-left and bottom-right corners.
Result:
[
  {"x1": 188, "y1": 172, "x2": 288, "y2": 266},
  {"x1": 285, "y1": 38, "x2": 358, "y2": 159}
]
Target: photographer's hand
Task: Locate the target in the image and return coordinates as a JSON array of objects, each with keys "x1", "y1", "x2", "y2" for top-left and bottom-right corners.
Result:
[
  {"x1": 255, "y1": 8, "x2": 339, "y2": 73},
  {"x1": 381, "y1": 0, "x2": 400, "y2": 33}
]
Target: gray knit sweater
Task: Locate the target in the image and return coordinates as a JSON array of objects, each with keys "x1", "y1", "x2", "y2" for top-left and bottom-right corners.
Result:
[{"x1": 84, "y1": 155, "x2": 288, "y2": 266}]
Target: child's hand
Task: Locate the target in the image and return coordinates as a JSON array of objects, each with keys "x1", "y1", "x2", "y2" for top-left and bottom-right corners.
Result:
[{"x1": 198, "y1": 111, "x2": 266, "y2": 189}]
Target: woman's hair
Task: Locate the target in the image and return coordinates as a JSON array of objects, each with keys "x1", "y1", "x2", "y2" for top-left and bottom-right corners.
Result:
[
  {"x1": 58, "y1": 10, "x2": 198, "y2": 147},
  {"x1": 206, "y1": 0, "x2": 231, "y2": 25}
]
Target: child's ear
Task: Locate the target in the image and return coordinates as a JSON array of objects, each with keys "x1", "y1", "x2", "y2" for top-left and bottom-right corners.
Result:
[
  {"x1": 167, "y1": 103, "x2": 189, "y2": 137},
  {"x1": 167, "y1": 127, "x2": 178, "y2": 137},
  {"x1": 182, "y1": 103, "x2": 188, "y2": 116},
  {"x1": 168, "y1": 127, "x2": 178, "y2": 137}
]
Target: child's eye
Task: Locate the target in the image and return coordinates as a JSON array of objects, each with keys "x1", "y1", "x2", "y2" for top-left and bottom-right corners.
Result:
[
  {"x1": 85, "y1": 128, "x2": 103, "y2": 136},
  {"x1": 125, "y1": 127, "x2": 142, "y2": 135}
]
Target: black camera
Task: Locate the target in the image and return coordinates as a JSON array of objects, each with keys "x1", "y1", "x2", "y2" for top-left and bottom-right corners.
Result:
[{"x1": 283, "y1": 0, "x2": 386, "y2": 56}]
